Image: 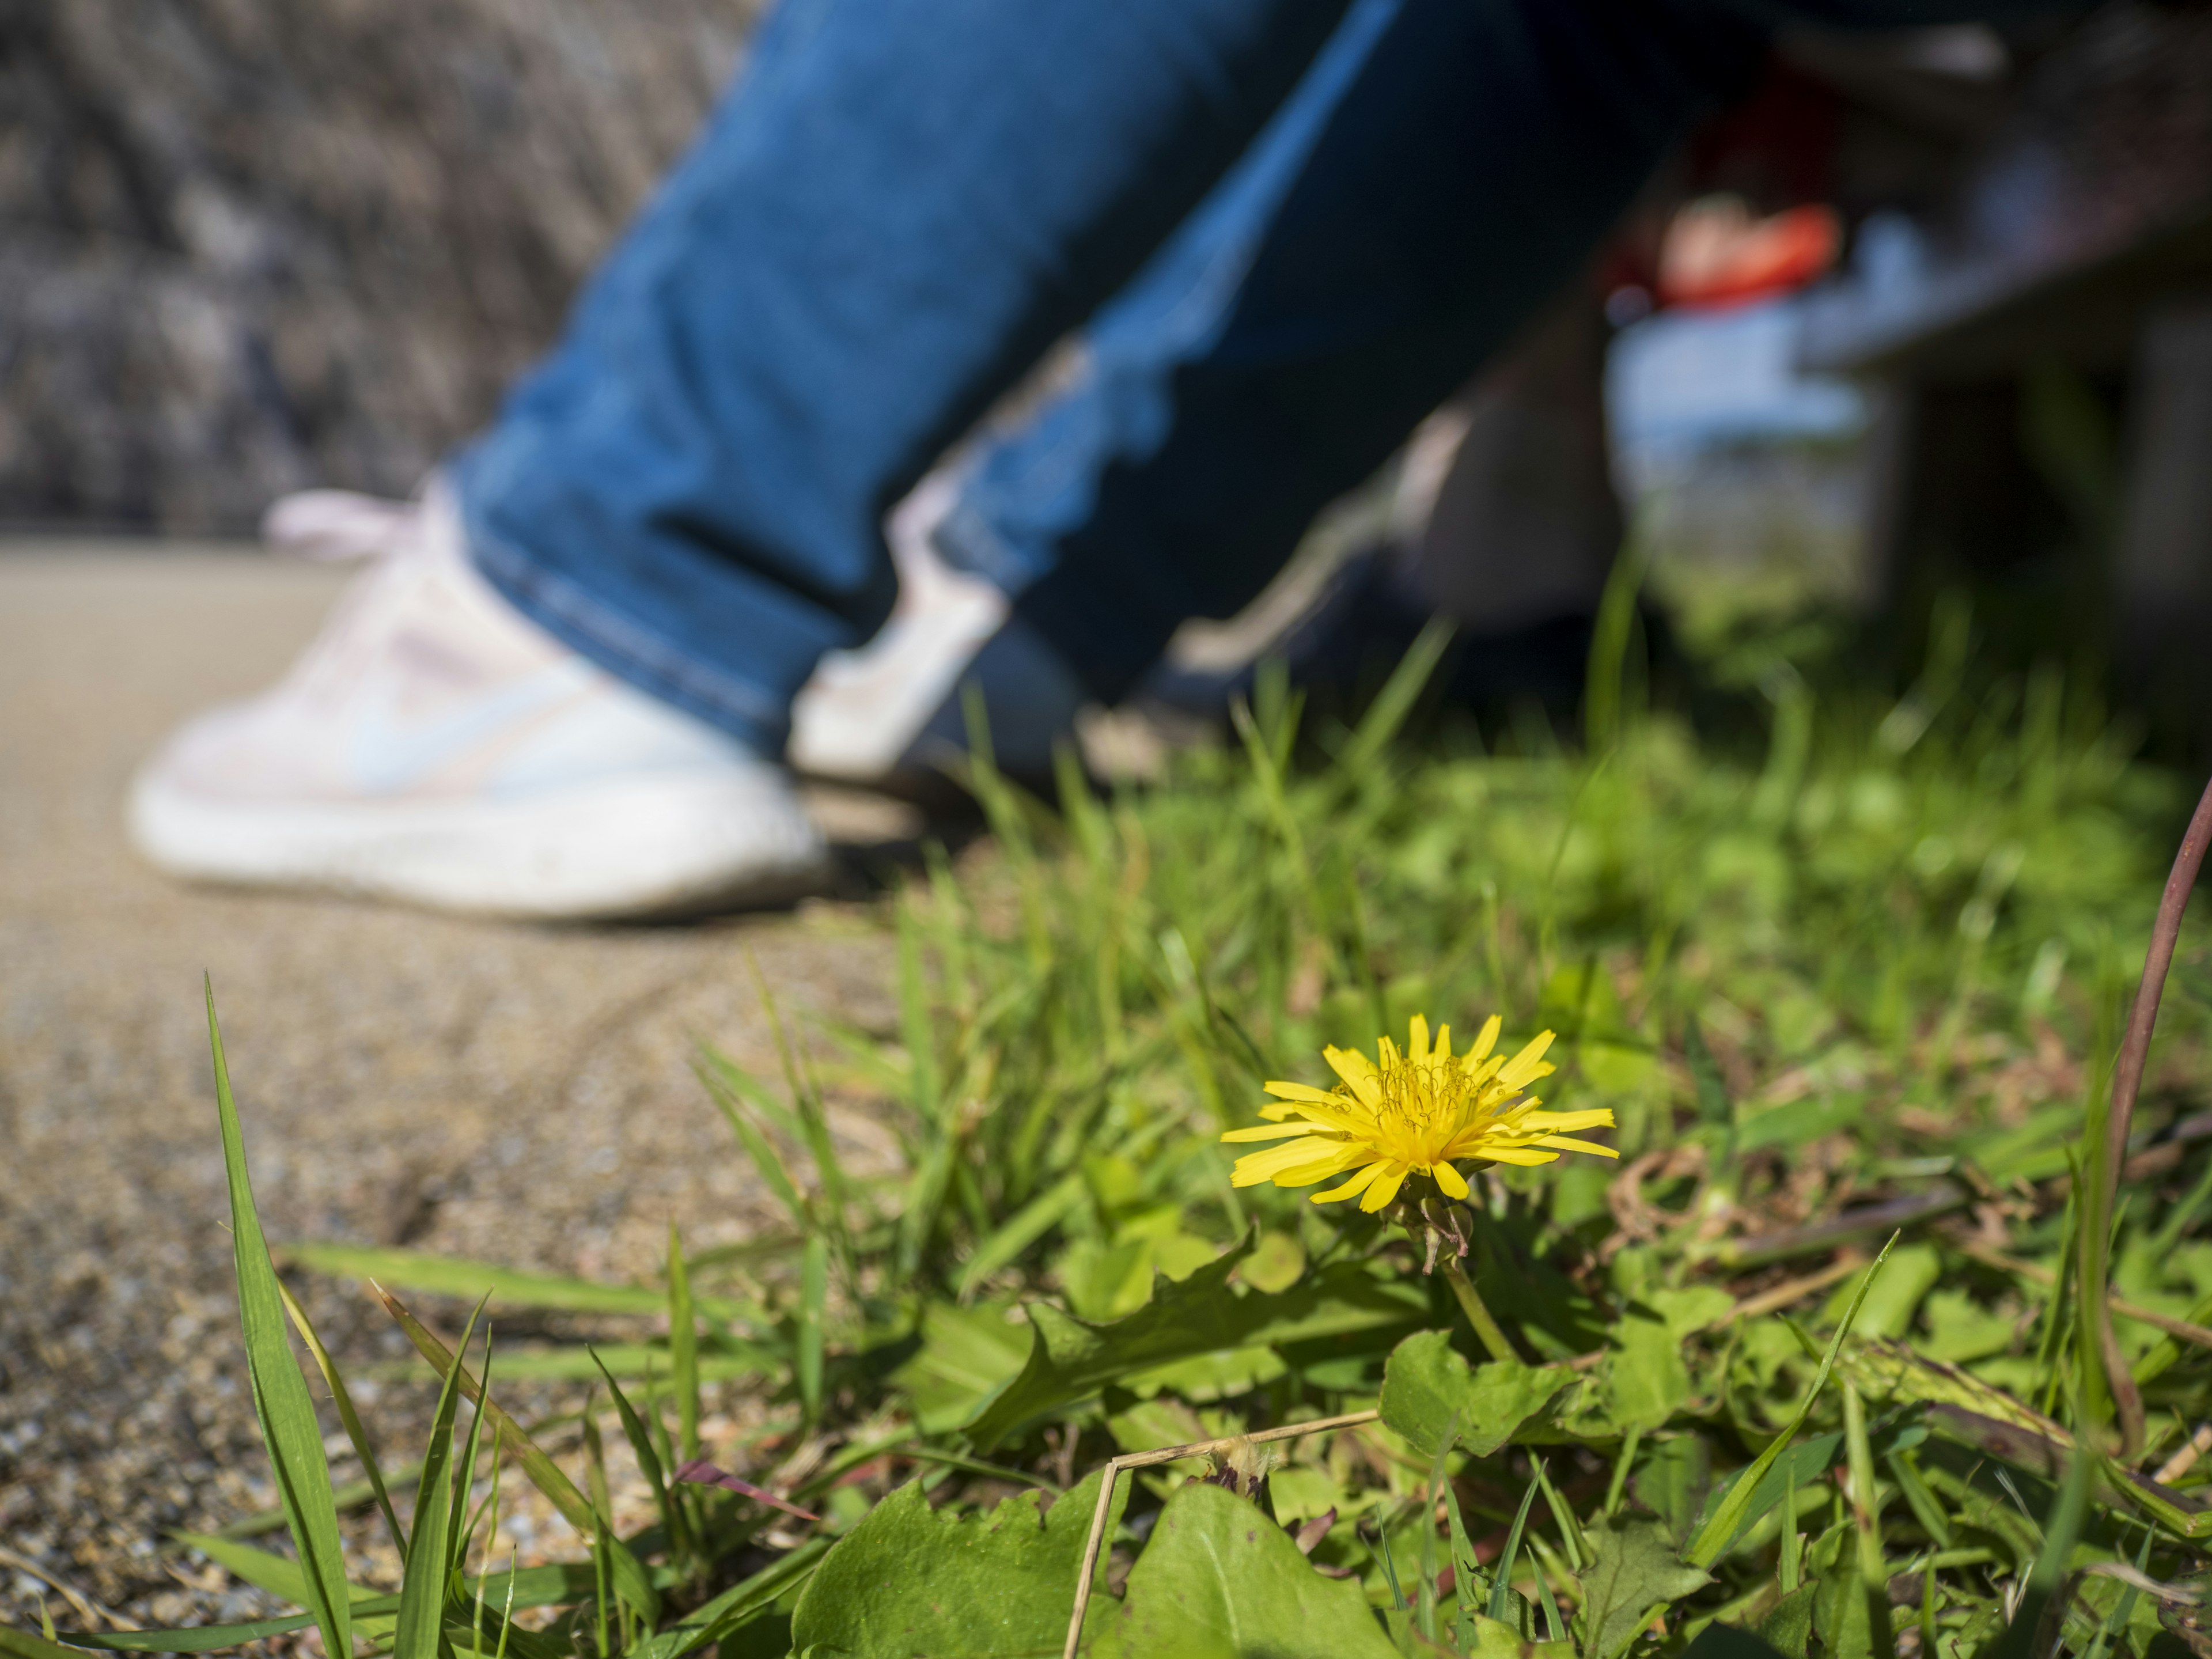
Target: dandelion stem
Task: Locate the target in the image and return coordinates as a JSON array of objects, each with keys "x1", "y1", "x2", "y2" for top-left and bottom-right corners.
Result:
[{"x1": 1438, "y1": 1255, "x2": 1517, "y2": 1363}]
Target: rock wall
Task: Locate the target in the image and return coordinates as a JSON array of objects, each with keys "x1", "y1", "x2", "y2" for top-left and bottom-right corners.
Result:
[{"x1": 0, "y1": 0, "x2": 762, "y2": 531}]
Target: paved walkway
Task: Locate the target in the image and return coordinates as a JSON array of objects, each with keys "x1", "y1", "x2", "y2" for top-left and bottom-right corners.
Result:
[{"x1": 0, "y1": 548, "x2": 902, "y2": 1629}]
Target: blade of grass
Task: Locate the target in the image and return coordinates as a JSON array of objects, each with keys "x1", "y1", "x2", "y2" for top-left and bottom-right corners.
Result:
[
  {"x1": 0, "y1": 1630, "x2": 102, "y2": 1659},
  {"x1": 896, "y1": 902, "x2": 942, "y2": 1128},
  {"x1": 393, "y1": 1300, "x2": 484, "y2": 1659},
  {"x1": 446, "y1": 1323, "x2": 496, "y2": 1588},
  {"x1": 628, "y1": 1539, "x2": 830, "y2": 1659},
  {"x1": 204, "y1": 983, "x2": 351, "y2": 1659},
  {"x1": 284, "y1": 1241, "x2": 764, "y2": 1327},
  {"x1": 1418, "y1": 1416, "x2": 1453, "y2": 1645},
  {"x1": 693, "y1": 1060, "x2": 811, "y2": 1234},
  {"x1": 668, "y1": 1223, "x2": 701, "y2": 1463},
  {"x1": 1842, "y1": 1384, "x2": 1897, "y2": 1659},
  {"x1": 370, "y1": 1282, "x2": 661, "y2": 1622},
  {"x1": 1684, "y1": 1230, "x2": 1899, "y2": 1568},
  {"x1": 797, "y1": 1233, "x2": 829, "y2": 1429},
  {"x1": 1491, "y1": 1464, "x2": 1543, "y2": 1625},
  {"x1": 1332, "y1": 618, "x2": 1454, "y2": 786},
  {"x1": 1437, "y1": 1438, "x2": 1483, "y2": 1650},
  {"x1": 953, "y1": 1171, "x2": 1087, "y2": 1303},
  {"x1": 589, "y1": 1350, "x2": 694, "y2": 1564},
  {"x1": 1532, "y1": 1457, "x2": 1587, "y2": 1572},
  {"x1": 274, "y1": 1276, "x2": 404, "y2": 1555},
  {"x1": 747, "y1": 955, "x2": 851, "y2": 1252},
  {"x1": 379, "y1": 1343, "x2": 777, "y2": 1385}
]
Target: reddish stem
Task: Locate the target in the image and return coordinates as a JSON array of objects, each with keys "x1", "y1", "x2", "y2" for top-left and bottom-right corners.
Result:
[{"x1": 2098, "y1": 773, "x2": 2212, "y2": 1455}]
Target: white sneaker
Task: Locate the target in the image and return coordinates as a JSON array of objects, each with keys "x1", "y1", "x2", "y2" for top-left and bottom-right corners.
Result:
[
  {"x1": 128, "y1": 484, "x2": 831, "y2": 920},
  {"x1": 788, "y1": 474, "x2": 1086, "y2": 790},
  {"x1": 786, "y1": 474, "x2": 1011, "y2": 782}
]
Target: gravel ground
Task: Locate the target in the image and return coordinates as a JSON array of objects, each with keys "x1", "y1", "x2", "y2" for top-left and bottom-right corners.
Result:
[{"x1": 0, "y1": 548, "x2": 914, "y2": 1637}]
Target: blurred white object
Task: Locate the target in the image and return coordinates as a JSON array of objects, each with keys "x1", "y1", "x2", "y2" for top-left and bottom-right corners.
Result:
[
  {"x1": 788, "y1": 473, "x2": 1012, "y2": 782},
  {"x1": 131, "y1": 483, "x2": 828, "y2": 918}
]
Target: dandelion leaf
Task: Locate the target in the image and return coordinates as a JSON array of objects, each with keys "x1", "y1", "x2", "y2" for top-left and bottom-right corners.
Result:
[
  {"x1": 1087, "y1": 1482, "x2": 1399, "y2": 1659},
  {"x1": 1573, "y1": 1517, "x2": 1709, "y2": 1659},
  {"x1": 1755, "y1": 1584, "x2": 1819, "y2": 1659},
  {"x1": 963, "y1": 1245, "x2": 1423, "y2": 1448},
  {"x1": 1596, "y1": 1312, "x2": 1693, "y2": 1435},
  {"x1": 1684, "y1": 1623, "x2": 1796, "y2": 1659},
  {"x1": 787, "y1": 1470, "x2": 1122, "y2": 1657},
  {"x1": 1378, "y1": 1329, "x2": 1578, "y2": 1459},
  {"x1": 893, "y1": 1300, "x2": 1036, "y2": 1434}
]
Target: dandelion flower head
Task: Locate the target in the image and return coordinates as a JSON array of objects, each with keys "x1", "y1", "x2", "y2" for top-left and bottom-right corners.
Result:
[{"x1": 1222, "y1": 1014, "x2": 1618, "y2": 1211}]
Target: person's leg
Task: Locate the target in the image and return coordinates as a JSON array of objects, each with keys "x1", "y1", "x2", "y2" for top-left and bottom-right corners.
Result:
[
  {"x1": 934, "y1": 0, "x2": 1768, "y2": 701},
  {"x1": 451, "y1": 0, "x2": 1353, "y2": 754},
  {"x1": 939, "y1": 0, "x2": 2072, "y2": 703}
]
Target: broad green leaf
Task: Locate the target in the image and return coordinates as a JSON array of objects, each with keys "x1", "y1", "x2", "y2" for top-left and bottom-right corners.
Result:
[
  {"x1": 1818, "y1": 1244, "x2": 1940, "y2": 1339},
  {"x1": 1379, "y1": 1330, "x2": 1578, "y2": 1459},
  {"x1": 787, "y1": 1471, "x2": 1124, "y2": 1657},
  {"x1": 1640, "y1": 1286, "x2": 1736, "y2": 1339},
  {"x1": 1601, "y1": 1312, "x2": 1692, "y2": 1434},
  {"x1": 1121, "y1": 1344, "x2": 1286, "y2": 1403},
  {"x1": 1458, "y1": 1613, "x2": 1571, "y2": 1659},
  {"x1": 965, "y1": 1247, "x2": 1425, "y2": 1448},
  {"x1": 1757, "y1": 1585, "x2": 1820, "y2": 1659},
  {"x1": 283, "y1": 1240, "x2": 763, "y2": 1325},
  {"x1": 1088, "y1": 1482, "x2": 1399, "y2": 1658},
  {"x1": 205, "y1": 989, "x2": 351, "y2": 1659},
  {"x1": 1573, "y1": 1517, "x2": 1711, "y2": 1659},
  {"x1": 1686, "y1": 1627, "x2": 1796, "y2": 1659},
  {"x1": 1810, "y1": 1518, "x2": 1874, "y2": 1659},
  {"x1": 893, "y1": 1301, "x2": 1036, "y2": 1434}
]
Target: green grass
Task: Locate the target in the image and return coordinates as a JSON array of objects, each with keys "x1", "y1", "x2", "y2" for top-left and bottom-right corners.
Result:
[{"x1": 17, "y1": 608, "x2": 2212, "y2": 1659}]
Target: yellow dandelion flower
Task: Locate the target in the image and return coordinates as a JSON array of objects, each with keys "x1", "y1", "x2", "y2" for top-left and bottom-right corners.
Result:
[{"x1": 1221, "y1": 1014, "x2": 1618, "y2": 1212}]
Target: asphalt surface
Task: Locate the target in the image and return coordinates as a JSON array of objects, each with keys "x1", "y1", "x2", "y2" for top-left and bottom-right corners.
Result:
[{"x1": 0, "y1": 547, "x2": 907, "y2": 1633}]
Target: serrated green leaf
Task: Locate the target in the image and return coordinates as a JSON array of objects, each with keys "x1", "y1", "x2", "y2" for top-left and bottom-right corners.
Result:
[
  {"x1": 1089, "y1": 1482, "x2": 1400, "y2": 1659},
  {"x1": 1574, "y1": 1516, "x2": 1711, "y2": 1659},
  {"x1": 788, "y1": 1471, "x2": 1123, "y2": 1657},
  {"x1": 1758, "y1": 1584, "x2": 1820, "y2": 1659},
  {"x1": 964, "y1": 1245, "x2": 1423, "y2": 1448},
  {"x1": 1379, "y1": 1329, "x2": 1578, "y2": 1459},
  {"x1": 1601, "y1": 1312, "x2": 1693, "y2": 1435}
]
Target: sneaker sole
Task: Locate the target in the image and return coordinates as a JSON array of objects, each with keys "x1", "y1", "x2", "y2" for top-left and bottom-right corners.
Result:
[{"x1": 127, "y1": 771, "x2": 833, "y2": 921}]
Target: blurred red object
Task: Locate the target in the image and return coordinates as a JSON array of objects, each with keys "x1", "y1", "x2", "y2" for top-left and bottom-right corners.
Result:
[{"x1": 1656, "y1": 197, "x2": 1842, "y2": 309}]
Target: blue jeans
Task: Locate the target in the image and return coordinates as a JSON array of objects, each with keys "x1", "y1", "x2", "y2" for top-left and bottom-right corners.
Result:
[{"x1": 452, "y1": 0, "x2": 2031, "y2": 748}]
